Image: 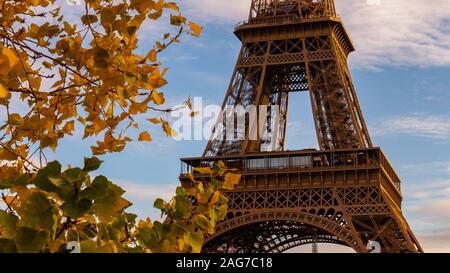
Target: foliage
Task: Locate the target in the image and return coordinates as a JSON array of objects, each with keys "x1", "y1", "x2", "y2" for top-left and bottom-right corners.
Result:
[
  {"x1": 0, "y1": 0, "x2": 201, "y2": 175},
  {"x1": 0, "y1": 0, "x2": 240, "y2": 254},
  {"x1": 0, "y1": 158, "x2": 240, "y2": 253}
]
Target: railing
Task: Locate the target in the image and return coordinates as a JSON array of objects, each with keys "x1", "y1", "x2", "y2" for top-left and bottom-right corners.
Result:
[
  {"x1": 235, "y1": 14, "x2": 339, "y2": 30},
  {"x1": 180, "y1": 148, "x2": 400, "y2": 189}
]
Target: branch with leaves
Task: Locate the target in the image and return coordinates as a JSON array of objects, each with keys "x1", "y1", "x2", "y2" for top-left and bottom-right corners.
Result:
[
  {"x1": 0, "y1": 0, "x2": 202, "y2": 175},
  {"x1": 0, "y1": 0, "x2": 242, "y2": 254},
  {"x1": 0, "y1": 158, "x2": 240, "y2": 253}
]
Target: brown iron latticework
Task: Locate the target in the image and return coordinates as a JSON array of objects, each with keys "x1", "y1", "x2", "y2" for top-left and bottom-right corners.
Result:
[{"x1": 179, "y1": 0, "x2": 423, "y2": 253}]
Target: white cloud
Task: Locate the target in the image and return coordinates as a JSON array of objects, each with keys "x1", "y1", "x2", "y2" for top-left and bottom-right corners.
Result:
[
  {"x1": 400, "y1": 161, "x2": 450, "y2": 176},
  {"x1": 183, "y1": 0, "x2": 249, "y2": 24},
  {"x1": 371, "y1": 114, "x2": 450, "y2": 140},
  {"x1": 402, "y1": 178, "x2": 450, "y2": 252},
  {"x1": 417, "y1": 229, "x2": 450, "y2": 253},
  {"x1": 114, "y1": 180, "x2": 179, "y2": 220},
  {"x1": 116, "y1": 180, "x2": 177, "y2": 202},
  {"x1": 184, "y1": 0, "x2": 450, "y2": 69}
]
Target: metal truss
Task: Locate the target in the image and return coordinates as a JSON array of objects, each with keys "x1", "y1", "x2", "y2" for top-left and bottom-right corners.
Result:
[
  {"x1": 204, "y1": 1, "x2": 371, "y2": 157},
  {"x1": 184, "y1": 0, "x2": 422, "y2": 253}
]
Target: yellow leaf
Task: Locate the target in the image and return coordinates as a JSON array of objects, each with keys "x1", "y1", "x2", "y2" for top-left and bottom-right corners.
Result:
[
  {"x1": 177, "y1": 238, "x2": 185, "y2": 251},
  {"x1": 223, "y1": 173, "x2": 241, "y2": 190},
  {"x1": 147, "y1": 118, "x2": 162, "y2": 124},
  {"x1": 164, "y1": 2, "x2": 180, "y2": 12},
  {"x1": 62, "y1": 120, "x2": 75, "y2": 134},
  {"x1": 138, "y1": 131, "x2": 152, "y2": 142},
  {"x1": 0, "y1": 47, "x2": 19, "y2": 75},
  {"x1": 193, "y1": 167, "x2": 212, "y2": 175},
  {"x1": 146, "y1": 49, "x2": 157, "y2": 63},
  {"x1": 148, "y1": 10, "x2": 163, "y2": 20},
  {"x1": 0, "y1": 83, "x2": 9, "y2": 99},
  {"x1": 151, "y1": 90, "x2": 165, "y2": 105},
  {"x1": 186, "y1": 96, "x2": 192, "y2": 110},
  {"x1": 209, "y1": 191, "x2": 220, "y2": 206},
  {"x1": 189, "y1": 22, "x2": 202, "y2": 37},
  {"x1": 162, "y1": 121, "x2": 176, "y2": 137},
  {"x1": 30, "y1": 77, "x2": 42, "y2": 90},
  {"x1": 42, "y1": 61, "x2": 52, "y2": 69},
  {"x1": 27, "y1": 0, "x2": 40, "y2": 6},
  {"x1": 117, "y1": 86, "x2": 128, "y2": 107}
]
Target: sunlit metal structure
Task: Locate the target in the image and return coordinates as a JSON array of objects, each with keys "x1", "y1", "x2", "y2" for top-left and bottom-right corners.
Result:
[{"x1": 180, "y1": 0, "x2": 422, "y2": 253}]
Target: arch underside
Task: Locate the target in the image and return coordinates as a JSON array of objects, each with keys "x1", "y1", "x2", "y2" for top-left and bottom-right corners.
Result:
[{"x1": 203, "y1": 219, "x2": 353, "y2": 253}]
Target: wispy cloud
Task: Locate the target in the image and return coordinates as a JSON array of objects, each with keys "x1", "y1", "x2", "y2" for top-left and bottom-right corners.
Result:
[
  {"x1": 115, "y1": 180, "x2": 177, "y2": 202},
  {"x1": 418, "y1": 228, "x2": 450, "y2": 253},
  {"x1": 403, "y1": 178, "x2": 450, "y2": 252},
  {"x1": 183, "y1": 0, "x2": 450, "y2": 69},
  {"x1": 400, "y1": 161, "x2": 450, "y2": 176},
  {"x1": 114, "y1": 180, "x2": 179, "y2": 220},
  {"x1": 371, "y1": 114, "x2": 450, "y2": 140}
]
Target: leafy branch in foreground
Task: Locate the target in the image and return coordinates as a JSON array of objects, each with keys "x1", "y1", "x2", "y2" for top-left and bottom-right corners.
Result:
[
  {"x1": 0, "y1": 0, "x2": 202, "y2": 175},
  {"x1": 0, "y1": 158, "x2": 240, "y2": 253},
  {"x1": 0, "y1": 0, "x2": 236, "y2": 254}
]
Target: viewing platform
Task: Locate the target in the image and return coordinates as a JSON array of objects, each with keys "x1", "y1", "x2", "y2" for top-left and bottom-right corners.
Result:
[{"x1": 180, "y1": 148, "x2": 402, "y2": 203}]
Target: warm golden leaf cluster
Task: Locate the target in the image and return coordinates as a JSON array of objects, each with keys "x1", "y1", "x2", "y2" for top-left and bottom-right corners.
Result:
[{"x1": 0, "y1": 0, "x2": 202, "y2": 177}]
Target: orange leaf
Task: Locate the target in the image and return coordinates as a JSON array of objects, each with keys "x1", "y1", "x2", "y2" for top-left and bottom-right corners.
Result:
[
  {"x1": 151, "y1": 90, "x2": 165, "y2": 105},
  {"x1": 223, "y1": 173, "x2": 241, "y2": 190},
  {"x1": 147, "y1": 118, "x2": 162, "y2": 124},
  {"x1": 189, "y1": 22, "x2": 202, "y2": 37},
  {"x1": 0, "y1": 83, "x2": 9, "y2": 99},
  {"x1": 146, "y1": 49, "x2": 157, "y2": 63},
  {"x1": 194, "y1": 167, "x2": 212, "y2": 175},
  {"x1": 63, "y1": 120, "x2": 75, "y2": 134},
  {"x1": 209, "y1": 191, "x2": 220, "y2": 206},
  {"x1": 0, "y1": 47, "x2": 19, "y2": 75},
  {"x1": 162, "y1": 121, "x2": 176, "y2": 137},
  {"x1": 138, "y1": 131, "x2": 152, "y2": 142}
]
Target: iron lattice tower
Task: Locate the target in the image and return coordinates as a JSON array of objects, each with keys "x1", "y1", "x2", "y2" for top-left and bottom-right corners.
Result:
[{"x1": 180, "y1": 0, "x2": 422, "y2": 253}]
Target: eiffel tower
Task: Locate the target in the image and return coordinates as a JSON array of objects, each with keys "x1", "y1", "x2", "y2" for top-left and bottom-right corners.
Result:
[{"x1": 179, "y1": 0, "x2": 423, "y2": 253}]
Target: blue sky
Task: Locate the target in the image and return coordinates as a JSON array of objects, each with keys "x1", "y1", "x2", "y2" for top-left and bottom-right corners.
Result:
[{"x1": 44, "y1": 0, "x2": 450, "y2": 252}]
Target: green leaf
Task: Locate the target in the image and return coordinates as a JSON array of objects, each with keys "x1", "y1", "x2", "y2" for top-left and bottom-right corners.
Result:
[
  {"x1": 0, "y1": 211, "x2": 19, "y2": 239},
  {"x1": 61, "y1": 198, "x2": 92, "y2": 219},
  {"x1": 136, "y1": 226, "x2": 157, "y2": 249},
  {"x1": 154, "y1": 198, "x2": 166, "y2": 210},
  {"x1": 83, "y1": 157, "x2": 103, "y2": 172},
  {"x1": 81, "y1": 224, "x2": 97, "y2": 240},
  {"x1": 184, "y1": 231, "x2": 203, "y2": 253},
  {"x1": 193, "y1": 214, "x2": 214, "y2": 234},
  {"x1": 79, "y1": 175, "x2": 108, "y2": 200},
  {"x1": 0, "y1": 239, "x2": 17, "y2": 253},
  {"x1": 62, "y1": 167, "x2": 83, "y2": 184},
  {"x1": 17, "y1": 191, "x2": 57, "y2": 232},
  {"x1": 11, "y1": 174, "x2": 30, "y2": 188},
  {"x1": 47, "y1": 176, "x2": 75, "y2": 201},
  {"x1": 33, "y1": 161, "x2": 62, "y2": 192},
  {"x1": 173, "y1": 195, "x2": 192, "y2": 219},
  {"x1": 93, "y1": 183, "x2": 131, "y2": 222},
  {"x1": 15, "y1": 227, "x2": 50, "y2": 253},
  {"x1": 0, "y1": 178, "x2": 13, "y2": 190}
]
